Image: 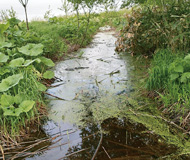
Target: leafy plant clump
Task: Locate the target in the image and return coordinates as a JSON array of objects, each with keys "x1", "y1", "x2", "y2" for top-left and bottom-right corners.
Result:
[
  {"x1": 146, "y1": 49, "x2": 190, "y2": 130},
  {"x1": 116, "y1": 0, "x2": 190, "y2": 56},
  {"x1": 0, "y1": 19, "x2": 55, "y2": 136}
]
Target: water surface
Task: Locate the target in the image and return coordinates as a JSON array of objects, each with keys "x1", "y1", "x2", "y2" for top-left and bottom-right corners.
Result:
[{"x1": 25, "y1": 27, "x2": 176, "y2": 160}]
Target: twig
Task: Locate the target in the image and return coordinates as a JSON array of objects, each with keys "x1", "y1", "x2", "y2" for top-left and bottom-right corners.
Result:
[
  {"x1": 58, "y1": 148, "x2": 90, "y2": 160},
  {"x1": 91, "y1": 132, "x2": 103, "y2": 160},
  {"x1": 107, "y1": 140, "x2": 155, "y2": 155},
  {"x1": 102, "y1": 146, "x2": 111, "y2": 159},
  {"x1": 54, "y1": 76, "x2": 63, "y2": 81},
  {"x1": 44, "y1": 92, "x2": 67, "y2": 101},
  {"x1": 10, "y1": 135, "x2": 59, "y2": 160},
  {"x1": 0, "y1": 145, "x2": 5, "y2": 160},
  {"x1": 50, "y1": 82, "x2": 66, "y2": 88},
  {"x1": 182, "y1": 112, "x2": 190, "y2": 128}
]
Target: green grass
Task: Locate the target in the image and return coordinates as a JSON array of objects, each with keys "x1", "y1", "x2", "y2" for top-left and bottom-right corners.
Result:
[{"x1": 146, "y1": 49, "x2": 190, "y2": 127}]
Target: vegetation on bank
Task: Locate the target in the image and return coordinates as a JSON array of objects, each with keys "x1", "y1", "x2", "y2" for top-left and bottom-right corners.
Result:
[
  {"x1": 0, "y1": 18, "x2": 55, "y2": 138},
  {"x1": 117, "y1": 0, "x2": 190, "y2": 153}
]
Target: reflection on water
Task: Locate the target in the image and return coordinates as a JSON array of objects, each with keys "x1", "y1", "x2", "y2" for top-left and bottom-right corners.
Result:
[{"x1": 63, "y1": 118, "x2": 176, "y2": 160}]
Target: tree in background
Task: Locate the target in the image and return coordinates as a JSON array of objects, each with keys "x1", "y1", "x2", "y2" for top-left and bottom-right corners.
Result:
[
  {"x1": 121, "y1": 0, "x2": 190, "y2": 8},
  {"x1": 58, "y1": 0, "x2": 73, "y2": 18},
  {"x1": 68, "y1": 0, "x2": 115, "y2": 45},
  {"x1": 19, "y1": 0, "x2": 29, "y2": 30}
]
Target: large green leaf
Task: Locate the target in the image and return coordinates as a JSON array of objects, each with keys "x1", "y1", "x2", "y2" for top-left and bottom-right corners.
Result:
[
  {"x1": 43, "y1": 71, "x2": 54, "y2": 79},
  {"x1": 170, "y1": 73, "x2": 179, "y2": 81},
  {"x1": 174, "y1": 65, "x2": 184, "y2": 73},
  {"x1": 14, "y1": 94, "x2": 25, "y2": 104},
  {"x1": 23, "y1": 58, "x2": 40, "y2": 66},
  {"x1": 18, "y1": 43, "x2": 44, "y2": 56},
  {"x1": 0, "y1": 74, "x2": 23, "y2": 92},
  {"x1": 0, "y1": 23, "x2": 10, "y2": 35},
  {"x1": 0, "y1": 94, "x2": 14, "y2": 107},
  {"x1": 0, "y1": 94, "x2": 22, "y2": 117},
  {"x1": 9, "y1": 58, "x2": 41, "y2": 67},
  {"x1": 36, "y1": 82, "x2": 47, "y2": 92},
  {"x1": 39, "y1": 56, "x2": 55, "y2": 67},
  {"x1": 184, "y1": 54, "x2": 190, "y2": 61},
  {"x1": 180, "y1": 72, "x2": 190, "y2": 83},
  {"x1": 19, "y1": 100, "x2": 35, "y2": 113},
  {"x1": 0, "y1": 94, "x2": 35, "y2": 117},
  {"x1": 0, "y1": 52, "x2": 9, "y2": 63},
  {"x1": 3, "y1": 107, "x2": 23, "y2": 117},
  {"x1": 0, "y1": 42, "x2": 12, "y2": 49},
  {"x1": 0, "y1": 67, "x2": 10, "y2": 76},
  {"x1": 9, "y1": 58, "x2": 25, "y2": 67}
]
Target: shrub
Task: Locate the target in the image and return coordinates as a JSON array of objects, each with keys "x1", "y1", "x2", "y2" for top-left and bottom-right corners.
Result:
[{"x1": 116, "y1": 2, "x2": 190, "y2": 56}]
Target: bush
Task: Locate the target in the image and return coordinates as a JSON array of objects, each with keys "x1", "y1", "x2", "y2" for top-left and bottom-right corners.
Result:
[{"x1": 116, "y1": 2, "x2": 190, "y2": 56}]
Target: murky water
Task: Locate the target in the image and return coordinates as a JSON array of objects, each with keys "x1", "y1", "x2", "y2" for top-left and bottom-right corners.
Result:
[{"x1": 2, "y1": 27, "x2": 178, "y2": 160}]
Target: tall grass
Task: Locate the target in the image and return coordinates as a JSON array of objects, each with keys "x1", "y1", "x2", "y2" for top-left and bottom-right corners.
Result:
[{"x1": 146, "y1": 49, "x2": 190, "y2": 125}]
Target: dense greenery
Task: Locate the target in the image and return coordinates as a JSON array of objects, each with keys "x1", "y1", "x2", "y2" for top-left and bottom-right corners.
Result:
[
  {"x1": 146, "y1": 49, "x2": 190, "y2": 127},
  {"x1": 117, "y1": 0, "x2": 190, "y2": 55},
  {"x1": 118, "y1": 0, "x2": 190, "y2": 132},
  {"x1": 0, "y1": 18, "x2": 55, "y2": 135}
]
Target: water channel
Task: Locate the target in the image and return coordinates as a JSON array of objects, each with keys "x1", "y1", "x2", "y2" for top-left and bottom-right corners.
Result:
[{"x1": 4, "y1": 27, "x2": 179, "y2": 160}]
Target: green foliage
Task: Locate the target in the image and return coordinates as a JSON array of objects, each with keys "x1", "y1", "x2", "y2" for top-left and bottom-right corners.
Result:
[
  {"x1": 18, "y1": 43, "x2": 44, "y2": 56},
  {"x1": 0, "y1": 17, "x2": 55, "y2": 135},
  {"x1": 0, "y1": 52, "x2": 9, "y2": 62},
  {"x1": 30, "y1": 13, "x2": 103, "y2": 56},
  {"x1": 43, "y1": 70, "x2": 54, "y2": 79},
  {"x1": 146, "y1": 49, "x2": 190, "y2": 127},
  {"x1": 0, "y1": 94, "x2": 35, "y2": 117},
  {"x1": 0, "y1": 74, "x2": 23, "y2": 92},
  {"x1": 117, "y1": 1, "x2": 190, "y2": 55}
]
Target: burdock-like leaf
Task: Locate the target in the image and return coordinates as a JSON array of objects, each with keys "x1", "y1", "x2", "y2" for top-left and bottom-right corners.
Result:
[
  {"x1": 174, "y1": 65, "x2": 184, "y2": 73},
  {"x1": 3, "y1": 107, "x2": 23, "y2": 117},
  {"x1": 0, "y1": 74, "x2": 23, "y2": 92},
  {"x1": 19, "y1": 100, "x2": 35, "y2": 113},
  {"x1": 18, "y1": 43, "x2": 44, "y2": 56},
  {"x1": 0, "y1": 42, "x2": 12, "y2": 49},
  {"x1": 39, "y1": 56, "x2": 55, "y2": 67},
  {"x1": 0, "y1": 94, "x2": 14, "y2": 107},
  {"x1": 36, "y1": 82, "x2": 47, "y2": 92},
  {"x1": 43, "y1": 71, "x2": 54, "y2": 79},
  {"x1": 184, "y1": 54, "x2": 190, "y2": 61},
  {"x1": 0, "y1": 52, "x2": 9, "y2": 63},
  {"x1": 9, "y1": 58, "x2": 41, "y2": 67},
  {"x1": 170, "y1": 73, "x2": 179, "y2": 81},
  {"x1": 9, "y1": 58, "x2": 25, "y2": 67},
  {"x1": 180, "y1": 72, "x2": 190, "y2": 83},
  {"x1": 0, "y1": 67, "x2": 10, "y2": 76},
  {"x1": 0, "y1": 94, "x2": 35, "y2": 117},
  {"x1": 23, "y1": 58, "x2": 40, "y2": 66}
]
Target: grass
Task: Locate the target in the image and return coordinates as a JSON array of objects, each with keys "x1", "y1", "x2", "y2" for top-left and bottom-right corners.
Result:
[
  {"x1": 29, "y1": 10, "x2": 129, "y2": 60},
  {"x1": 146, "y1": 49, "x2": 190, "y2": 129}
]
